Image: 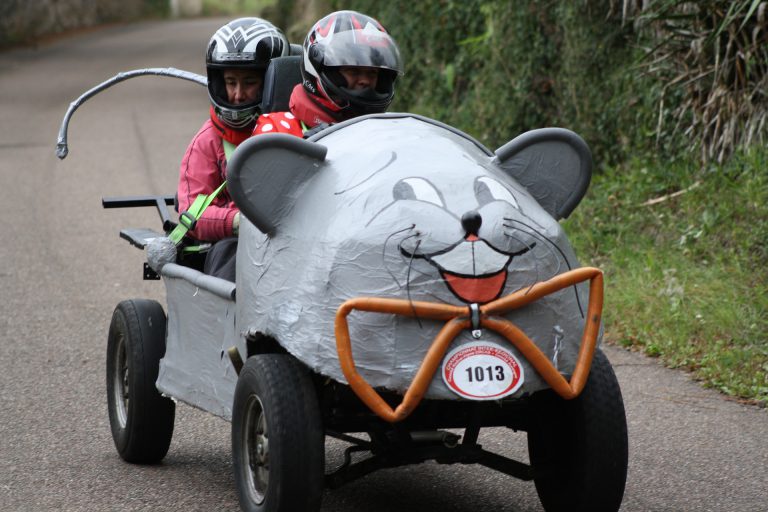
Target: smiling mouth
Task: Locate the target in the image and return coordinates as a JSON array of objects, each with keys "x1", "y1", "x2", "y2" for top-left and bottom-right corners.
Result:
[
  {"x1": 440, "y1": 269, "x2": 508, "y2": 304},
  {"x1": 400, "y1": 236, "x2": 534, "y2": 304}
]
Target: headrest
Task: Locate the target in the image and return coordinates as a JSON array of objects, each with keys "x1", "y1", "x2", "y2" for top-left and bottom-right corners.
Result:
[{"x1": 260, "y1": 55, "x2": 303, "y2": 114}]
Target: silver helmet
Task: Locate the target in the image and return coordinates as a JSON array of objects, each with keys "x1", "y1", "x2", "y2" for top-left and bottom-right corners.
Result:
[{"x1": 206, "y1": 18, "x2": 288, "y2": 129}]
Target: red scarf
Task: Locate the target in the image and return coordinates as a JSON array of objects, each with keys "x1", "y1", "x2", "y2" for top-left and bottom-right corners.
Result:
[
  {"x1": 288, "y1": 85, "x2": 341, "y2": 127},
  {"x1": 209, "y1": 106, "x2": 253, "y2": 145}
]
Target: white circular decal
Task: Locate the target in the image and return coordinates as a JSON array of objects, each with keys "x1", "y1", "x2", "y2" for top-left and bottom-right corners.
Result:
[{"x1": 442, "y1": 342, "x2": 524, "y2": 400}]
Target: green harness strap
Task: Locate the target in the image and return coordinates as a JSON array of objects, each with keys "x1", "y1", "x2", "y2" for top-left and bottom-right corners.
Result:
[
  {"x1": 168, "y1": 140, "x2": 237, "y2": 246},
  {"x1": 222, "y1": 139, "x2": 236, "y2": 160}
]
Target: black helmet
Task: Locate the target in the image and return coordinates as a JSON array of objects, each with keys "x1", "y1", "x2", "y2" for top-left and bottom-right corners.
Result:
[
  {"x1": 206, "y1": 18, "x2": 288, "y2": 129},
  {"x1": 301, "y1": 11, "x2": 404, "y2": 119}
]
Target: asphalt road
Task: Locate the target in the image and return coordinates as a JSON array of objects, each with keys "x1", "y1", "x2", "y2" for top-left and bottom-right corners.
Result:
[{"x1": 1, "y1": 18, "x2": 765, "y2": 512}]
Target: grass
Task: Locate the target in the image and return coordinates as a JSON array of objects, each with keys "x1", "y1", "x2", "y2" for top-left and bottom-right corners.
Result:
[{"x1": 564, "y1": 148, "x2": 768, "y2": 406}]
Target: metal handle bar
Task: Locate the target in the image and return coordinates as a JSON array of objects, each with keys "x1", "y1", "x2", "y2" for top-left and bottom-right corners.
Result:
[{"x1": 56, "y1": 67, "x2": 206, "y2": 160}]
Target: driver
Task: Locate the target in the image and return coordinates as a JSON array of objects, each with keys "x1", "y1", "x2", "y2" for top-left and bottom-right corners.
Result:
[
  {"x1": 176, "y1": 17, "x2": 288, "y2": 281},
  {"x1": 253, "y1": 10, "x2": 404, "y2": 137}
]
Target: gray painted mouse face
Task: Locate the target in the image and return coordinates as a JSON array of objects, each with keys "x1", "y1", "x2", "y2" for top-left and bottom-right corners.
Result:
[
  {"x1": 227, "y1": 114, "x2": 594, "y2": 398},
  {"x1": 368, "y1": 171, "x2": 549, "y2": 304},
  {"x1": 324, "y1": 133, "x2": 562, "y2": 307}
]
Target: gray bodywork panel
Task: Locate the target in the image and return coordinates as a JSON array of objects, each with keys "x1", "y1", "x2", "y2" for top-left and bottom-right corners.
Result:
[
  {"x1": 155, "y1": 263, "x2": 238, "y2": 420},
  {"x1": 228, "y1": 134, "x2": 328, "y2": 235},
  {"x1": 227, "y1": 114, "x2": 597, "y2": 401},
  {"x1": 493, "y1": 127, "x2": 592, "y2": 220}
]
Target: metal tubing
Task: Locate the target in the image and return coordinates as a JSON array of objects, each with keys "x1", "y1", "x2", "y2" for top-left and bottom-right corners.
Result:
[
  {"x1": 334, "y1": 267, "x2": 604, "y2": 423},
  {"x1": 56, "y1": 68, "x2": 206, "y2": 160}
]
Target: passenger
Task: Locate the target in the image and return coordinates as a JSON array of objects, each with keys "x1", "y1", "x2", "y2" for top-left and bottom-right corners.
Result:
[
  {"x1": 176, "y1": 18, "x2": 288, "y2": 281},
  {"x1": 253, "y1": 10, "x2": 404, "y2": 137}
]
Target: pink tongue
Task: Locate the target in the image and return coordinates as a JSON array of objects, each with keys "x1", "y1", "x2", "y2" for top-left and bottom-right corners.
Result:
[{"x1": 442, "y1": 271, "x2": 506, "y2": 304}]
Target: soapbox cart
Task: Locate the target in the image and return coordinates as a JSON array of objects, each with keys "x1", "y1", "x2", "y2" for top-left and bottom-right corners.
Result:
[{"x1": 57, "y1": 57, "x2": 628, "y2": 512}]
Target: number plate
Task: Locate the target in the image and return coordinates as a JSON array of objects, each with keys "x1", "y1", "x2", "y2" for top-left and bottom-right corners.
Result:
[{"x1": 442, "y1": 342, "x2": 524, "y2": 400}]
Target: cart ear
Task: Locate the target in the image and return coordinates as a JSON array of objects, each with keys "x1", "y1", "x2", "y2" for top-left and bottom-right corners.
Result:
[
  {"x1": 227, "y1": 134, "x2": 328, "y2": 235},
  {"x1": 492, "y1": 128, "x2": 592, "y2": 220}
]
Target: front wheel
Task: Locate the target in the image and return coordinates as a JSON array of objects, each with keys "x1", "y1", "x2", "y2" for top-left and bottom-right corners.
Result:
[
  {"x1": 106, "y1": 299, "x2": 175, "y2": 463},
  {"x1": 232, "y1": 354, "x2": 324, "y2": 512},
  {"x1": 527, "y1": 348, "x2": 628, "y2": 512}
]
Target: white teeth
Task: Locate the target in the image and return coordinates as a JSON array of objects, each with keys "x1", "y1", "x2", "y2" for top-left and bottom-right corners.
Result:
[{"x1": 429, "y1": 240, "x2": 511, "y2": 276}]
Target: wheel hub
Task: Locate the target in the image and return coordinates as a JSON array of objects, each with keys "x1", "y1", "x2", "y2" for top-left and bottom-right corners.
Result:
[
  {"x1": 244, "y1": 395, "x2": 268, "y2": 504},
  {"x1": 113, "y1": 334, "x2": 130, "y2": 428}
]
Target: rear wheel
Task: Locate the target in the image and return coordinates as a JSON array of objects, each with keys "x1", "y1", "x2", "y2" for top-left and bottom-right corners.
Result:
[
  {"x1": 232, "y1": 354, "x2": 324, "y2": 512},
  {"x1": 528, "y1": 348, "x2": 628, "y2": 512},
  {"x1": 106, "y1": 299, "x2": 175, "y2": 463}
]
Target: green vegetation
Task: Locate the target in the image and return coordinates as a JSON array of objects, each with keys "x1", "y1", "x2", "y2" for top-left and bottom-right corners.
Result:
[
  {"x1": 565, "y1": 148, "x2": 767, "y2": 404},
  {"x1": 337, "y1": 0, "x2": 651, "y2": 165}
]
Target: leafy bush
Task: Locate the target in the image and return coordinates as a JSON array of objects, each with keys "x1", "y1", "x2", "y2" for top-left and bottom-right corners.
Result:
[
  {"x1": 331, "y1": 0, "x2": 661, "y2": 165},
  {"x1": 623, "y1": 0, "x2": 768, "y2": 163}
]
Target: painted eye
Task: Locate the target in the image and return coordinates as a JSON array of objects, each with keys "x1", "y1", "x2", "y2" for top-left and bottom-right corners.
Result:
[
  {"x1": 393, "y1": 178, "x2": 444, "y2": 207},
  {"x1": 475, "y1": 177, "x2": 519, "y2": 209}
]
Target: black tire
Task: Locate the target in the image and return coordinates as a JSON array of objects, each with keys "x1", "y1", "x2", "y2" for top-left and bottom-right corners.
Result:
[
  {"x1": 527, "y1": 348, "x2": 628, "y2": 512},
  {"x1": 232, "y1": 354, "x2": 324, "y2": 512},
  {"x1": 106, "y1": 299, "x2": 175, "y2": 463}
]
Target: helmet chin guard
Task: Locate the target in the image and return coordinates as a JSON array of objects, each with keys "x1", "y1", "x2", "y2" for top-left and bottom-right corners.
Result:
[{"x1": 320, "y1": 72, "x2": 398, "y2": 118}]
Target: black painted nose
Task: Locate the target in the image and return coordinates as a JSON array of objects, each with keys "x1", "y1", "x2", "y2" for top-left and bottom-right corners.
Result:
[{"x1": 461, "y1": 210, "x2": 482, "y2": 237}]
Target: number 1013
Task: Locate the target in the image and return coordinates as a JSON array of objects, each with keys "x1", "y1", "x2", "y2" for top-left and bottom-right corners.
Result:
[{"x1": 465, "y1": 365, "x2": 505, "y2": 382}]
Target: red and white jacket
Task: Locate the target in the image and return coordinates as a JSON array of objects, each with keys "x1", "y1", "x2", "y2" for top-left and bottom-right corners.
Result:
[{"x1": 253, "y1": 84, "x2": 338, "y2": 136}]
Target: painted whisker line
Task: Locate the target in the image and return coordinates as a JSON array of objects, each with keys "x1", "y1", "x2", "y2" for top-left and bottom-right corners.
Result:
[
  {"x1": 502, "y1": 229, "x2": 544, "y2": 292},
  {"x1": 503, "y1": 219, "x2": 584, "y2": 317},
  {"x1": 406, "y1": 239, "x2": 423, "y2": 328},
  {"x1": 382, "y1": 225, "x2": 417, "y2": 287}
]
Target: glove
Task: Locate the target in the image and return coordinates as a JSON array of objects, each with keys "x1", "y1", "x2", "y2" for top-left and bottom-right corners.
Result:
[{"x1": 232, "y1": 211, "x2": 241, "y2": 236}]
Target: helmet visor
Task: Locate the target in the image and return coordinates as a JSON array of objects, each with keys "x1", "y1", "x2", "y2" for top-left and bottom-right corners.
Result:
[{"x1": 318, "y1": 30, "x2": 403, "y2": 75}]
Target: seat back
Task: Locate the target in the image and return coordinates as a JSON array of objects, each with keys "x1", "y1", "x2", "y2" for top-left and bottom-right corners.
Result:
[{"x1": 260, "y1": 55, "x2": 303, "y2": 114}]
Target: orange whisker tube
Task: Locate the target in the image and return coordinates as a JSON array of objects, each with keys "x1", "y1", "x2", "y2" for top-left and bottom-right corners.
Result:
[{"x1": 334, "y1": 267, "x2": 604, "y2": 422}]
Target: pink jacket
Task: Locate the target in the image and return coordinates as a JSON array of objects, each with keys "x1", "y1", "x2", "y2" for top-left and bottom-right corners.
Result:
[{"x1": 177, "y1": 119, "x2": 238, "y2": 241}]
